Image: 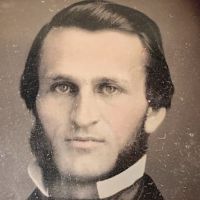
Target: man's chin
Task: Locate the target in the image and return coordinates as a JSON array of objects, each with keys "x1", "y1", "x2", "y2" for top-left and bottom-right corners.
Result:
[{"x1": 55, "y1": 156, "x2": 117, "y2": 182}]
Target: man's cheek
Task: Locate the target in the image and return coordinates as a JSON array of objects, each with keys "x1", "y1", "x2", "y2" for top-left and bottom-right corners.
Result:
[
  {"x1": 102, "y1": 105, "x2": 132, "y2": 130},
  {"x1": 36, "y1": 98, "x2": 70, "y2": 135}
]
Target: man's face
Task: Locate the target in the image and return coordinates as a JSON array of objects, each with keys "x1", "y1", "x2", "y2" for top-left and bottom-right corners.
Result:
[{"x1": 36, "y1": 28, "x2": 148, "y2": 180}]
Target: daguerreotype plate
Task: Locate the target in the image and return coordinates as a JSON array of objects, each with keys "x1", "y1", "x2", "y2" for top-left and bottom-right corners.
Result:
[{"x1": 0, "y1": 1, "x2": 199, "y2": 200}]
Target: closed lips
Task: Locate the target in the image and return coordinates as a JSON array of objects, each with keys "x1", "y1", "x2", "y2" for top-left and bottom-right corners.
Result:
[{"x1": 65, "y1": 137, "x2": 105, "y2": 143}]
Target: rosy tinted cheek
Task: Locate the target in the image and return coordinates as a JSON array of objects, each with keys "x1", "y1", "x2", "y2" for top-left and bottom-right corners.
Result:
[
  {"x1": 100, "y1": 104, "x2": 130, "y2": 134},
  {"x1": 36, "y1": 97, "x2": 72, "y2": 131},
  {"x1": 100, "y1": 97, "x2": 147, "y2": 146}
]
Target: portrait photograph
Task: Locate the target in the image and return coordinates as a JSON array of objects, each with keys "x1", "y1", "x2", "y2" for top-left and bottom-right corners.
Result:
[{"x1": 0, "y1": 0, "x2": 200, "y2": 200}]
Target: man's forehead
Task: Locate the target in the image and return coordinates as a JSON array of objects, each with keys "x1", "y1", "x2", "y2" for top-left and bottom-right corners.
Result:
[
  {"x1": 39, "y1": 27, "x2": 148, "y2": 79},
  {"x1": 43, "y1": 27, "x2": 144, "y2": 46},
  {"x1": 41, "y1": 27, "x2": 147, "y2": 59}
]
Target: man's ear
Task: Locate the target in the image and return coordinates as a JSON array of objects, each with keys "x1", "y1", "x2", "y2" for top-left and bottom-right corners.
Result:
[{"x1": 144, "y1": 107, "x2": 166, "y2": 134}]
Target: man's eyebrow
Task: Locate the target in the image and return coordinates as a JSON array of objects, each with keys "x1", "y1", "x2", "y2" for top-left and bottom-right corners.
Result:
[
  {"x1": 45, "y1": 75, "x2": 129, "y2": 86},
  {"x1": 46, "y1": 75, "x2": 78, "y2": 83},
  {"x1": 93, "y1": 77, "x2": 129, "y2": 86}
]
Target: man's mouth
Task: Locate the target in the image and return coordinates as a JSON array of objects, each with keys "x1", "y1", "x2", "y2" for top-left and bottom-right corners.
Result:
[{"x1": 64, "y1": 137, "x2": 105, "y2": 149}]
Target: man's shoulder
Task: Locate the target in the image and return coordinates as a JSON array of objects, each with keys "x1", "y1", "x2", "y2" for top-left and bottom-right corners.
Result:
[
  {"x1": 136, "y1": 173, "x2": 164, "y2": 200},
  {"x1": 107, "y1": 173, "x2": 164, "y2": 200},
  {"x1": 27, "y1": 188, "x2": 48, "y2": 200}
]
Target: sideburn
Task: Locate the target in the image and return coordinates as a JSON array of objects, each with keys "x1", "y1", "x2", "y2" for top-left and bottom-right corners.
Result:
[
  {"x1": 30, "y1": 117, "x2": 60, "y2": 188},
  {"x1": 102, "y1": 120, "x2": 149, "y2": 180}
]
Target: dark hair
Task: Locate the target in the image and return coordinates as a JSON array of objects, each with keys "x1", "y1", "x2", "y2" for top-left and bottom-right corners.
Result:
[{"x1": 20, "y1": 0, "x2": 174, "y2": 111}]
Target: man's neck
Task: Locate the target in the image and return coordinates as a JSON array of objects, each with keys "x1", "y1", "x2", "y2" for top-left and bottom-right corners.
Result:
[{"x1": 48, "y1": 179, "x2": 98, "y2": 199}]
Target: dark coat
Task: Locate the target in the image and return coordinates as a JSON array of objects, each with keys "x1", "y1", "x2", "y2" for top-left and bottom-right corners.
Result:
[{"x1": 27, "y1": 174, "x2": 164, "y2": 200}]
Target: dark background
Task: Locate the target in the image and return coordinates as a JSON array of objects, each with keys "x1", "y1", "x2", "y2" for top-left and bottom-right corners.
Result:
[{"x1": 0, "y1": 0, "x2": 200, "y2": 199}]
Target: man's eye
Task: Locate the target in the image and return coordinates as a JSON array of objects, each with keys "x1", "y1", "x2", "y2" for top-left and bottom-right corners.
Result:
[
  {"x1": 55, "y1": 84, "x2": 70, "y2": 93},
  {"x1": 51, "y1": 83, "x2": 78, "y2": 95},
  {"x1": 99, "y1": 85, "x2": 120, "y2": 95}
]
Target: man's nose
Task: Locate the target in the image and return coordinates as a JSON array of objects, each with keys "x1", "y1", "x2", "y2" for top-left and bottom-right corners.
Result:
[{"x1": 71, "y1": 93, "x2": 99, "y2": 128}]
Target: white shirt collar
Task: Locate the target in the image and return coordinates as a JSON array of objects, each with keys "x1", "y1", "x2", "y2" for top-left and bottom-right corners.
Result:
[
  {"x1": 28, "y1": 155, "x2": 146, "y2": 199},
  {"x1": 28, "y1": 160, "x2": 49, "y2": 197}
]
